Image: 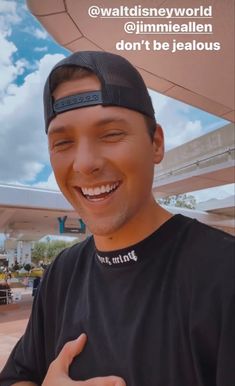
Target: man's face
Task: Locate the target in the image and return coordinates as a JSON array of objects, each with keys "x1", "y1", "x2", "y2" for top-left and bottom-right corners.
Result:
[{"x1": 48, "y1": 74, "x2": 164, "y2": 238}]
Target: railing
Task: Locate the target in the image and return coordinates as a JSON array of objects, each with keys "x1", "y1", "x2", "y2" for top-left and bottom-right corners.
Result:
[{"x1": 0, "y1": 286, "x2": 13, "y2": 305}]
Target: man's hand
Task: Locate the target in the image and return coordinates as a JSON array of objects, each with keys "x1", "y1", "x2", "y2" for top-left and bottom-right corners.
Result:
[{"x1": 42, "y1": 333, "x2": 126, "y2": 386}]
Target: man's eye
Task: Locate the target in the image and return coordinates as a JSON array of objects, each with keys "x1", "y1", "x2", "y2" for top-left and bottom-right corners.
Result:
[
  {"x1": 54, "y1": 140, "x2": 73, "y2": 147},
  {"x1": 101, "y1": 132, "x2": 124, "y2": 140}
]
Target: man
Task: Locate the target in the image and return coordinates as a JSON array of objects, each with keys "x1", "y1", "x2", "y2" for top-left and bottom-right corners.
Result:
[{"x1": 0, "y1": 51, "x2": 234, "y2": 386}]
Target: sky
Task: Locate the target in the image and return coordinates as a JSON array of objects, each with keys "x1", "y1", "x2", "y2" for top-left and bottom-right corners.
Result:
[{"x1": 0, "y1": 0, "x2": 234, "y2": 203}]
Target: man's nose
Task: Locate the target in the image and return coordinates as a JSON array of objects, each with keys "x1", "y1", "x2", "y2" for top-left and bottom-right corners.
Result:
[{"x1": 72, "y1": 139, "x2": 103, "y2": 175}]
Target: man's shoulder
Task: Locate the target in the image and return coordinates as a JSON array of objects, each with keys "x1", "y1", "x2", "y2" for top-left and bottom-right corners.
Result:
[
  {"x1": 169, "y1": 214, "x2": 234, "y2": 257},
  {"x1": 44, "y1": 235, "x2": 95, "y2": 279},
  {"x1": 55, "y1": 235, "x2": 94, "y2": 263},
  {"x1": 187, "y1": 217, "x2": 234, "y2": 252},
  {"x1": 178, "y1": 216, "x2": 234, "y2": 287}
]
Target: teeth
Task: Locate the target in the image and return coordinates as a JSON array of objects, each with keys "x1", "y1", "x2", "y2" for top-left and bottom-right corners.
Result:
[
  {"x1": 81, "y1": 182, "x2": 119, "y2": 197},
  {"x1": 94, "y1": 187, "x2": 100, "y2": 195},
  {"x1": 101, "y1": 186, "x2": 106, "y2": 193}
]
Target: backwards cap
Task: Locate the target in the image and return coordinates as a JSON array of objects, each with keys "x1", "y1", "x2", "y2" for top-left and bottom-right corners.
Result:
[{"x1": 43, "y1": 51, "x2": 155, "y2": 133}]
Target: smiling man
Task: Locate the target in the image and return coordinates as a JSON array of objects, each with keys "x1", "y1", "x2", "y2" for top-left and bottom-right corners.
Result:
[{"x1": 0, "y1": 51, "x2": 234, "y2": 386}]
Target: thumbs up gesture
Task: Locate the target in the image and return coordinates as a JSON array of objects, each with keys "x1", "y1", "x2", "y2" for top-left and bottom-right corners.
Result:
[{"x1": 42, "y1": 334, "x2": 126, "y2": 386}]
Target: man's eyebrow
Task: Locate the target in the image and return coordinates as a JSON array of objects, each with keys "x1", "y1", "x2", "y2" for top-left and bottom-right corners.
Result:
[
  {"x1": 48, "y1": 117, "x2": 128, "y2": 135},
  {"x1": 48, "y1": 126, "x2": 67, "y2": 135},
  {"x1": 94, "y1": 117, "x2": 128, "y2": 127}
]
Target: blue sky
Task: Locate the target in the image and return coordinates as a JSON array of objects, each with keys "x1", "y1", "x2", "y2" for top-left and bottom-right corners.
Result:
[{"x1": 0, "y1": 0, "x2": 233, "y2": 201}]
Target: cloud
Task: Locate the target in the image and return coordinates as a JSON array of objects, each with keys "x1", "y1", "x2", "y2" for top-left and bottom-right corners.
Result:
[
  {"x1": 0, "y1": 2, "x2": 31, "y2": 95},
  {"x1": 149, "y1": 89, "x2": 169, "y2": 115},
  {"x1": 34, "y1": 46, "x2": 48, "y2": 52},
  {"x1": 34, "y1": 172, "x2": 59, "y2": 191},
  {"x1": 0, "y1": 33, "x2": 17, "y2": 92},
  {"x1": 22, "y1": 26, "x2": 48, "y2": 40},
  {"x1": 0, "y1": 33, "x2": 32, "y2": 96},
  {"x1": 0, "y1": 0, "x2": 16, "y2": 13},
  {"x1": 33, "y1": 28, "x2": 48, "y2": 40},
  {"x1": 0, "y1": 0, "x2": 21, "y2": 34},
  {"x1": 155, "y1": 96, "x2": 203, "y2": 150},
  {"x1": 0, "y1": 2, "x2": 65, "y2": 185},
  {"x1": 0, "y1": 52, "x2": 65, "y2": 183}
]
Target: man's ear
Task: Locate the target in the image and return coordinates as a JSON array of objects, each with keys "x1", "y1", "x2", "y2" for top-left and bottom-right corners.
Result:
[{"x1": 152, "y1": 123, "x2": 165, "y2": 164}]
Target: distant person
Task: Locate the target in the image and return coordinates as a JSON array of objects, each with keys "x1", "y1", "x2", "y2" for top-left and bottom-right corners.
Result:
[
  {"x1": 23, "y1": 276, "x2": 29, "y2": 289},
  {"x1": 0, "y1": 281, "x2": 12, "y2": 305},
  {"x1": 0, "y1": 51, "x2": 234, "y2": 386},
  {"x1": 4, "y1": 268, "x2": 11, "y2": 284},
  {"x1": 32, "y1": 276, "x2": 40, "y2": 297}
]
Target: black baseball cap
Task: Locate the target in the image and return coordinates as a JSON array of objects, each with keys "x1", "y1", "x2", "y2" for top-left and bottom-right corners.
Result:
[{"x1": 43, "y1": 51, "x2": 156, "y2": 133}]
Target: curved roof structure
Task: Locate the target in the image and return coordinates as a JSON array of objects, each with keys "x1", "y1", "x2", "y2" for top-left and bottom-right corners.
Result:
[{"x1": 27, "y1": 0, "x2": 234, "y2": 122}]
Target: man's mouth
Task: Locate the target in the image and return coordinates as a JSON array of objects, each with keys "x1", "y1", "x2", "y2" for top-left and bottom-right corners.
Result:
[{"x1": 78, "y1": 181, "x2": 120, "y2": 201}]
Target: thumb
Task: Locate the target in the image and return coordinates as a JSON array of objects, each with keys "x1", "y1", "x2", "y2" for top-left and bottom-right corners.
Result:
[{"x1": 56, "y1": 333, "x2": 87, "y2": 373}]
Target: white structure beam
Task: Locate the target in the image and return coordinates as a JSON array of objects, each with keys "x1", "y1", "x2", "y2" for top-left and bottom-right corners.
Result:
[{"x1": 153, "y1": 124, "x2": 234, "y2": 196}]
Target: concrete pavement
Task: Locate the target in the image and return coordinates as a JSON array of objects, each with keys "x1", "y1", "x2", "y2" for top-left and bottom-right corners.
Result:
[{"x1": 0, "y1": 288, "x2": 33, "y2": 370}]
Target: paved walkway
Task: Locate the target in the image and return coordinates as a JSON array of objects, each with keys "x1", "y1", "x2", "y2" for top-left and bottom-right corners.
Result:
[{"x1": 0, "y1": 288, "x2": 33, "y2": 370}]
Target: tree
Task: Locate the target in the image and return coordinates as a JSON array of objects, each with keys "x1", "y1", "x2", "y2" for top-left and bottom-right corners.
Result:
[
  {"x1": 158, "y1": 194, "x2": 196, "y2": 209},
  {"x1": 31, "y1": 242, "x2": 47, "y2": 265},
  {"x1": 47, "y1": 240, "x2": 68, "y2": 259},
  {"x1": 32, "y1": 239, "x2": 79, "y2": 264},
  {"x1": 24, "y1": 263, "x2": 32, "y2": 272}
]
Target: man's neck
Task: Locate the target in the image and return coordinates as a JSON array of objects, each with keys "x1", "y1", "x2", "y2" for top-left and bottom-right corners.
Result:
[{"x1": 94, "y1": 201, "x2": 172, "y2": 252}]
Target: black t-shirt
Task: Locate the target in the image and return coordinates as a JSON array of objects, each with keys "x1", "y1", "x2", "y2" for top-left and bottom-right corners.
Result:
[{"x1": 0, "y1": 215, "x2": 234, "y2": 386}]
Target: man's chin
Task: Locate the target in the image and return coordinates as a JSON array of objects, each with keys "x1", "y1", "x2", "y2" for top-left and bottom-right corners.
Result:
[
  {"x1": 71, "y1": 203, "x2": 128, "y2": 238},
  {"x1": 86, "y1": 223, "x2": 116, "y2": 237},
  {"x1": 83, "y1": 217, "x2": 125, "y2": 239}
]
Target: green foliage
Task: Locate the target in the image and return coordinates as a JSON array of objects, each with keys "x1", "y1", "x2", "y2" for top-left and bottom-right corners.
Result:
[
  {"x1": 24, "y1": 263, "x2": 32, "y2": 272},
  {"x1": 31, "y1": 239, "x2": 79, "y2": 264},
  {"x1": 158, "y1": 194, "x2": 196, "y2": 209},
  {"x1": 11, "y1": 262, "x2": 21, "y2": 272},
  {"x1": 46, "y1": 240, "x2": 68, "y2": 259},
  {"x1": 31, "y1": 242, "x2": 47, "y2": 265}
]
